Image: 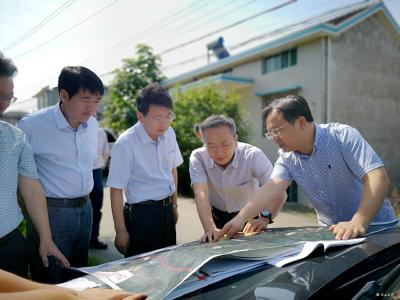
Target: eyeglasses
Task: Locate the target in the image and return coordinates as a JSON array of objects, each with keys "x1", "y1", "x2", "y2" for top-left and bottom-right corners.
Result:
[
  {"x1": 264, "y1": 123, "x2": 288, "y2": 139},
  {"x1": 0, "y1": 94, "x2": 18, "y2": 103},
  {"x1": 149, "y1": 113, "x2": 176, "y2": 123}
]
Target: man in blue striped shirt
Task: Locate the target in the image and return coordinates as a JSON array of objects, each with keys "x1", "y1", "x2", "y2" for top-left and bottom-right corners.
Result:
[{"x1": 217, "y1": 95, "x2": 398, "y2": 240}]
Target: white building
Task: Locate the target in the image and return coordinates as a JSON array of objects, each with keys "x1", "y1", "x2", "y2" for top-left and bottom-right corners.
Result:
[{"x1": 164, "y1": 2, "x2": 400, "y2": 203}]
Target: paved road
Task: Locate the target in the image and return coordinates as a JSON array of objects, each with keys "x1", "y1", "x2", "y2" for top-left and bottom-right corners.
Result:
[{"x1": 90, "y1": 188, "x2": 318, "y2": 263}]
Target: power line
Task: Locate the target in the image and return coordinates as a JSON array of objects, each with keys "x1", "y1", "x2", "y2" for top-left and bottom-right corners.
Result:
[
  {"x1": 12, "y1": 0, "x2": 119, "y2": 59},
  {"x1": 80, "y1": 0, "x2": 213, "y2": 66},
  {"x1": 2, "y1": 0, "x2": 77, "y2": 52},
  {"x1": 146, "y1": 0, "x2": 257, "y2": 50},
  {"x1": 160, "y1": 0, "x2": 296, "y2": 55},
  {"x1": 13, "y1": 0, "x2": 296, "y2": 98},
  {"x1": 15, "y1": 0, "x2": 368, "y2": 101},
  {"x1": 161, "y1": 0, "x2": 370, "y2": 71}
]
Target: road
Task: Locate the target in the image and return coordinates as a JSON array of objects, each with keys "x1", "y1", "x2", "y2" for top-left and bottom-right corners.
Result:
[{"x1": 90, "y1": 188, "x2": 318, "y2": 263}]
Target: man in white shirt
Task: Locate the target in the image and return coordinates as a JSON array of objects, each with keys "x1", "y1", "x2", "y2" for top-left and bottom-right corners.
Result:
[
  {"x1": 190, "y1": 115, "x2": 275, "y2": 242},
  {"x1": 89, "y1": 127, "x2": 110, "y2": 249},
  {"x1": 18, "y1": 66, "x2": 103, "y2": 283},
  {"x1": 107, "y1": 84, "x2": 183, "y2": 257}
]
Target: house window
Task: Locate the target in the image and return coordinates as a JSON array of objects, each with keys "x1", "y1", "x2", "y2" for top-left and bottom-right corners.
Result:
[{"x1": 262, "y1": 48, "x2": 297, "y2": 74}]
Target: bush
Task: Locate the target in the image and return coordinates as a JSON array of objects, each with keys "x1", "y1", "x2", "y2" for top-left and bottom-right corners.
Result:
[{"x1": 172, "y1": 84, "x2": 249, "y2": 196}]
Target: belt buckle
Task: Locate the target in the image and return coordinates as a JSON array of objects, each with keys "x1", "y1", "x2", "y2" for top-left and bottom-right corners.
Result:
[
  {"x1": 163, "y1": 197, "x2": 170, "y2": 206},
  {"x1": 77, "y1": 197, "x2": 86, "y2": 207}
]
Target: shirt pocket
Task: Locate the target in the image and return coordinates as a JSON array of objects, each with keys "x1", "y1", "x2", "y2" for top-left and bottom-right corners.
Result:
[{"x1": 163, "y1": 149, "x2": 176, "y2": 170}]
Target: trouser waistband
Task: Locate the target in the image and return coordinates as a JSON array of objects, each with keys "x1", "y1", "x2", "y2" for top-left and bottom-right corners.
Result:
[
  {"x1": 125, "y1": 196, "x2": 172, "y2": 207},
  {"x1": 0, "y1": 227, "x2": 19, "y2": 246},
  {"x1": 46, "y1": 195, "x2": 89, "y2": 207}
]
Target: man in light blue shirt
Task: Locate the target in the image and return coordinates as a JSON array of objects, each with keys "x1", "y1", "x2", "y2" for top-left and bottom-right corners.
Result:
[
  {"x1": 108, "y1": 84, "x2": 183, "y2": 257},
  {"x1": 0, "y1": 53, "x2": 68, "y2": 278},
  {"x1": 18, "y1": 66, "x2": 103, "y2": 283},
  {"x1": 217, "y1": 95, "x2": 397, "y2": 241}
]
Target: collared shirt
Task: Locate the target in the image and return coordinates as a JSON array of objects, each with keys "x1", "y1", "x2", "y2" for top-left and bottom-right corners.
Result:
[
  {"x1": 0, "y1": 121, "x2": 38, "y2": 238},
  {"x1": 271, "y1": 122, "x2": 397, "y2": 226},
  {"x1": 189, "y1": 142, "x2": 273, "y2": 213},
  {"x1": 93, "y1": 128, "x2": 110, "y2": 170},
  {"x1": 107, "y1": 122, "x2": 183, "y2": 203},
  {"x1": 17, "y1": 102, "x2": 98, "y2": 198}
]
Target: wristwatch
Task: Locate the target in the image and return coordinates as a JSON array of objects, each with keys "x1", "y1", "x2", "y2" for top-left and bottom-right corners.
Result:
[{"x1": 260, "y1": 209, "x2": 274, "y2": 224}]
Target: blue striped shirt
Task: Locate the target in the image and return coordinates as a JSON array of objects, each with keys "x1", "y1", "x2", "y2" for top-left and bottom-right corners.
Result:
[
  {"x1": 0, "y1": 121, "x2": 38, "y2": 238},
  {"x1": 271, "y1": 123, "x2": 397, "y2": 226}
]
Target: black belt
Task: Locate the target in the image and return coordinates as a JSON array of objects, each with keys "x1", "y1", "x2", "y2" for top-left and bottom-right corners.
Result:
[
  {"x1": 0, "y1": 227, "x2": 19, "y2": 246},
  {"x1": 126, "y1": 196, "x2": 172, "y2": 207},
  {"x1": 46, "y1": 195, "x2": 89, "y2": 207}
]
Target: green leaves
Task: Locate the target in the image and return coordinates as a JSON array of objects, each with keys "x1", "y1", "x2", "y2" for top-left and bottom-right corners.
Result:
[
  {"x1": 102, "y1": 44, "x2": 165, "y2": 134},
  {"x1": 172, "y1": 84, "x2": 249, "y2": 195}
]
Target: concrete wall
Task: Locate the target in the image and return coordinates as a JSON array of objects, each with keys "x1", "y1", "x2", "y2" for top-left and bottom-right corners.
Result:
[
  {"x1": 230, "y1": 39, "x2": 327, "y2": 163},
  {"x1": 329, "y1": 13, "x2": 400, "y2": 187},
  {"x1": 226, "y1": 39, "x2": 328, "y2": 206}
]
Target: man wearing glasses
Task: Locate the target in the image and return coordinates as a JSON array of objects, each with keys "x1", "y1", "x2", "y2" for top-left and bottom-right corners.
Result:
[
  {"x1": 217, "y1": 95, "x2": 398, "y2": 241},
  {"x1": 190, "y1": 114, "x2": 275, "y2": 242},
  {"x1": 0, "y1": 53, "x2": 69, "y2": 278},
  {"x1": 107, "y1": 84, "x2": 183, "y2": 257}
]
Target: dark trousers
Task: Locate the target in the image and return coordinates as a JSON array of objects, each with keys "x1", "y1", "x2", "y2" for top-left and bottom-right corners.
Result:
[
  {"x1": 124, "y1": 200, "x2": 176, "y2": 257},
  {"x1": 90, "y1": 168, "x2": 104, "y2": 242},
  {"x1": 212, "y1": 207, "x2": 239, "y2": 229},
  {"x1": 28, "y1": 200, "x2": 92, "y2": 284},
  {"x1": 0, "y1": 227, "x2": 28, "y2": 277}
]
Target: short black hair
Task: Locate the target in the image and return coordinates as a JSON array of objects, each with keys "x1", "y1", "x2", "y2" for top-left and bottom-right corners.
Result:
[
  {"x1": 136, "y1": 83, "x2": 173, "y2": 115},
  {"x1": 199, "y1": 114, "x2": 236, "y2": 136},
  {"x1": 0, "y1": 52, "x2": 17, "y2": 77},
  {"x1": 262, "y1": 95, "x2": 314, "y2": 124},
  {"x1": 58, "y1": 66, "x2": 104, "y2": 98}
]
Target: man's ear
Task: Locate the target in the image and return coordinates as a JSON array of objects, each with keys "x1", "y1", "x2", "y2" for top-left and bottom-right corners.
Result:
[
  {"x1": 234, "y1": 134, "x2": 238, "y2": 145},
  {"x1": 297, "y1": 116, "x2": 307, "y2": 129},
  {"x1": 59, "y1": 89, "x2": 69, "y2": 103},
  {"x1": 137, "y1": 111, "x2": 143, "y2": 122}
]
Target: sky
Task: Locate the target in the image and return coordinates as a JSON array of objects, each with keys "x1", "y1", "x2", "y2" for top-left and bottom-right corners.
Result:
[{"x1": 1, "y1": 0, "x2": 399, "y2": 112}]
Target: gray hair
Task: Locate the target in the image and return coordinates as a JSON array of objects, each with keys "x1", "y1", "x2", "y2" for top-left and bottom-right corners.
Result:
[{"x1": 199, "y1": 114, "x2": 237, "y2": 136}]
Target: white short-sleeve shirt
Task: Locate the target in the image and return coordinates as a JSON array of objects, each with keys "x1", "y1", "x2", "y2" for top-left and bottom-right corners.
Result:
[
  {"x1": 107, "y1": 122, "x2": 183, "y2": 203},
  {"x1": 189, "y1": 142, "x2": 273, "y2": 213}
]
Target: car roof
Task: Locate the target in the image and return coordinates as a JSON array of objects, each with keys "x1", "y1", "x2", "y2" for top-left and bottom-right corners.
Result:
[{"x1": 182, "y1": 227, "x2": 400, "y2": 299}]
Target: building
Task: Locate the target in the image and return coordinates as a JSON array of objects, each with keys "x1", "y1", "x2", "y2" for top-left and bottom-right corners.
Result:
[
  {"x1": 35, "y1": 86, "x2": 59, "y2": 110},
  {"x1": 164, "y1": 1, "x2": 400, "y2": 204},
  {"x1": 1, "y1": 85, "x2": 109, "y2": 124}
]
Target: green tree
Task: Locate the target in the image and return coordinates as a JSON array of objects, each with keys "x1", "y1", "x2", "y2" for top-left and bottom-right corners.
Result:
[
  {"x1": 172, "y1": 84, "x2": 249, "y2": 195},
  {"x1": 102, "y1": 44, "x2": 165, "y2": 134}
]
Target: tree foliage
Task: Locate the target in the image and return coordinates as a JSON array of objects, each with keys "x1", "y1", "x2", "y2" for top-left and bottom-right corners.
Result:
[
  {"x1": 172, "y1": 84, "x2": 250, "y2": 195},
  {"x1": 102, "y1": 44, "x2": 165, "y2": 134}
]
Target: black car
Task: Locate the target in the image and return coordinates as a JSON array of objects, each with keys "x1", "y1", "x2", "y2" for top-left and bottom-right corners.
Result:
[
  {"x1": 180, "y1": 227, "x2": 400, "y2": 300},
  {"x1": 102, "y1": 128, "x2": 117, "y2": 177}
]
